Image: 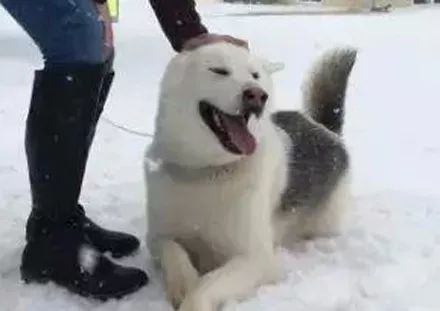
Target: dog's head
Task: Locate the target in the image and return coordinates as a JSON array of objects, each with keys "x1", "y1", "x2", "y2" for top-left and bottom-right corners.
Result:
[{"x1": 153, "y1": 43, "x2": 282, "y2": 167}]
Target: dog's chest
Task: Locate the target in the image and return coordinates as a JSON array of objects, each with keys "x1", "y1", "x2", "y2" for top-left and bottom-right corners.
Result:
[
  {"x1": 148, "y1": 151, "x2": 286, "y2": 258},
  {"x1": 153, "y1": 176, "x2": 262, "y2": 271},
  {"x1": 149, "y1": 164, "x2": 262, "y2": 239}
]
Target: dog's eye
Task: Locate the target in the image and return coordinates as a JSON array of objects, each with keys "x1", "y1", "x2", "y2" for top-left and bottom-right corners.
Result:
[
  {"x1": 209, "y1": 67, "x2": 230, "y2": 76},
  {"x1": 252, "y1": 72, "x2": 260, "y2": 80}
]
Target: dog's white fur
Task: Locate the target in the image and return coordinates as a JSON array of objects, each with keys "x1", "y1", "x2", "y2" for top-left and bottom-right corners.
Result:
[{"x1": 145, "y1": 43, "x2": 352, "y2": 311}]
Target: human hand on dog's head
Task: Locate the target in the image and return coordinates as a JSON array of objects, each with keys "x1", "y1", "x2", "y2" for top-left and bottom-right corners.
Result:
[{"x1": 183, "y1": 33, "x2": 249, "y2": 51}]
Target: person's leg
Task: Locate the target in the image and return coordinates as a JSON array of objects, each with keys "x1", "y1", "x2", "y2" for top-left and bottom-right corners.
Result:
[
  {"x1": 1, "y1": 0, "x2": 103, "y2": 66},
  {"x1": 0, "y1": 0, "x2": 148, "y2": 299}
]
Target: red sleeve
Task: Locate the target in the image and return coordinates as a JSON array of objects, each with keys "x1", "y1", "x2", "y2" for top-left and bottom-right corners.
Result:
[{"x1": 149, "y1": 0, "x2": 208, "y2": 52}]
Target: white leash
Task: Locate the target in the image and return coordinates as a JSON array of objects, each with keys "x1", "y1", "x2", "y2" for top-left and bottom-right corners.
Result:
[{"x1": 102, "y1": 116, "x2": 153, "y2": 138}]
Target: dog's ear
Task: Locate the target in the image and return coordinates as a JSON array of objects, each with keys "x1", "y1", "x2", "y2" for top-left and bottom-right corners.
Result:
[{"x1": 263, "y1": 61, "x2": 285, "y2": 74}]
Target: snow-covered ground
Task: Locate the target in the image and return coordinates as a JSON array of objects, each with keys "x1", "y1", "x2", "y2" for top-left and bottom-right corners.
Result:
[{"x1": 1, "y1": 1, "x2": 440, "y2": 310}]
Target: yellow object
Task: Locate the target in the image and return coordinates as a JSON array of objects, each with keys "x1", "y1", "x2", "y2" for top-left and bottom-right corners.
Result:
[{"x1": 108, "y1": 0, "x2": 119, "y2": 22}]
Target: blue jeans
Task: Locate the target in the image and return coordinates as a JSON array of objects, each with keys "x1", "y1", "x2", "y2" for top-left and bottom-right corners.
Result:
[{"x1": 1, "y1": 0, "x2": 104, "y2": 67}]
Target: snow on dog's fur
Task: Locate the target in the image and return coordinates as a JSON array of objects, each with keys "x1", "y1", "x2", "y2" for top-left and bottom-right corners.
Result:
[{"x1": 145, "y1": 43, "x2": 357, "y2": 311}]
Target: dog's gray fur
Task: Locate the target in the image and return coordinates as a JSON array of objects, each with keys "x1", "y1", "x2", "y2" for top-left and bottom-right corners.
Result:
[
  {"x1": 273, "y1": 111, "x2": 349, "y2": 211},
  {"x1": 303, "y1": 48, "x2": 357, "y2": 135},
  {"x1": 274, "y1": 48, "x2": 356, "y2": 215}
]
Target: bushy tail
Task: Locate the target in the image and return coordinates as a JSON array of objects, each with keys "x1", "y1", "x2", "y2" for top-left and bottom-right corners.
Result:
[{"x1": 303, "y1": 48, "x2": 357, "y2": 135}]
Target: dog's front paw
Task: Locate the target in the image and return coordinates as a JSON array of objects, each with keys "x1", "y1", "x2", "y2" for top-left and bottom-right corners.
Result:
[
  {"x1": 165, "y1": 263, "x2": 200, "y2": 309},
  {"x1": 168, "y1": 283, "x2": 186, "y2": 310},
  {"x1": 178, "y1": 294, "x2": 214, "y2": 311},
  {"x1": 167, "y1": 274, "x2": 198, "y2": 309}
]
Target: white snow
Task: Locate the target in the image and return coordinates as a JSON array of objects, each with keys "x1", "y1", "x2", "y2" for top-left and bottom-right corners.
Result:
[{"x1": 1, "y1": 1, "x2": 440, "y2": 310}]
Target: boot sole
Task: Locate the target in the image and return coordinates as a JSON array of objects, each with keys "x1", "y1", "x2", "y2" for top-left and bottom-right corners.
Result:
[
  {"x1": 22, "y1": 271, "x2": 148, "y2": 301},
  {"x1": 109, "y1": 247, "x2": 140, "y2": 259}
]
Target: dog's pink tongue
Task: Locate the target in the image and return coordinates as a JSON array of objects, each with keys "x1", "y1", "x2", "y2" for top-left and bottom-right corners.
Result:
[{"x1": 221, "y1": 114, "x2": 256, "y2": 155}]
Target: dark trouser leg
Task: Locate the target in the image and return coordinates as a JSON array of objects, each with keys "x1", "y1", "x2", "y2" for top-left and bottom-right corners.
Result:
[{"x1": 0, "y1": 0, "x2": 104, "y2": 66}]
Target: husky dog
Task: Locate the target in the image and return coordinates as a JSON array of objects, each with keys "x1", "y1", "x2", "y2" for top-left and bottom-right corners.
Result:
[{"x1": 145, "y1": 43, "x2": 357, "y2": 311}]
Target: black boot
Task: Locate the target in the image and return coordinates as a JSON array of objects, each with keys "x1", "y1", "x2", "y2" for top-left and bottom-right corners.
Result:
[
  {"x1": 21, "y1": 64, "x2": 148, "y2": 300},
  {"x1": 23, "y1": 211, "x2": 148, "y2": 300},
  {"x1": 72, "y1": 58, "x2": 141, "y2": 259},
  {"x1": 78, "y1": 204, "x2": 141, "y2": 259}
]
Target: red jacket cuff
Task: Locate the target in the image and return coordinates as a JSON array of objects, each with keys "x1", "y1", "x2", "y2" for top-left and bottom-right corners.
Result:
[{"x1": 149, "y1": 0, "x2": 208, "y2": 52}]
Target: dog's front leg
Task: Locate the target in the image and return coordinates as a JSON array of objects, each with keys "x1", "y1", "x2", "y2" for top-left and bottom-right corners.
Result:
[
  {"x1": 160, "y1": 239, "x2": 200, "y2": 309},
  {"x1": 178, "y1": 255, "x2": 280, "y2": 311}
]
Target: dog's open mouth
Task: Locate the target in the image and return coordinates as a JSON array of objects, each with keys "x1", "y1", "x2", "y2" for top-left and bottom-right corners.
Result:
[{"x1": 199, "y1": 101, "x2": 256, "y2": 155}]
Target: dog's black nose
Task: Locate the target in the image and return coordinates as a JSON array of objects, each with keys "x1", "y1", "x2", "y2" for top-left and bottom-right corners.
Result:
[{"x1": 242, "y1": 87, "x2": 268, "y2": 118}]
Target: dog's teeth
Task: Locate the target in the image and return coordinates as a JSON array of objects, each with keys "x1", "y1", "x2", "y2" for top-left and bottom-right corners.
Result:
[{"x1": 213, "y1": 112, "x2": 222, "y2": 128}]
